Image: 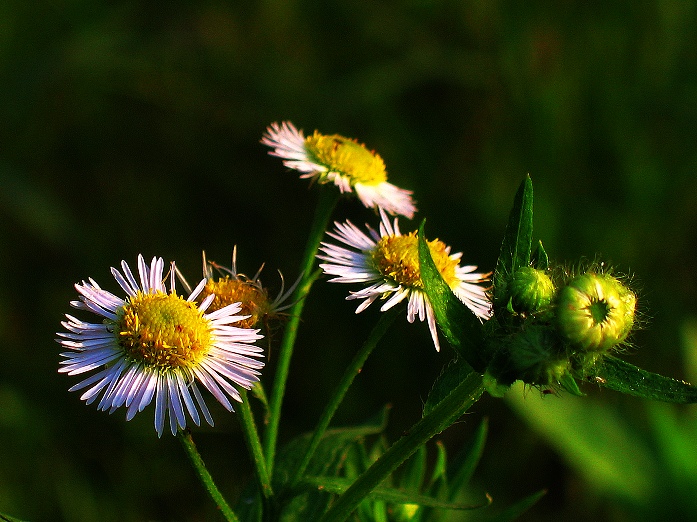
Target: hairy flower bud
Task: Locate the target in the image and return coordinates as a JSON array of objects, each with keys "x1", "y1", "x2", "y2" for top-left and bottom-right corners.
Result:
[
  {"x1": 487, "y1": 325, "x2": 571, "y2": 388},
  {"x1": 508, "y1": 266, "x2": 555, "y2": 315},
  {"x1": 556, "y1": 272, "x2": 636, "y2": 352}
]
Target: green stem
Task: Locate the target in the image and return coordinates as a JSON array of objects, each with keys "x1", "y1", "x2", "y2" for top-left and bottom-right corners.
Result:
[
  {"x1": 263, "y1": 188, "x2": 339, "y2": 474},
  {"x1": 238, "y1": 388, "x2": 273, "y2": 499},
  {"x1": 178, "y1": 430, "x2": 239, "y2": 522},
  {"x1": 320, "y1": 371, "x2": 486, "y2": 522},
  {"x1": 291, "y1": 307, "x2": 400, "y2": 487}
]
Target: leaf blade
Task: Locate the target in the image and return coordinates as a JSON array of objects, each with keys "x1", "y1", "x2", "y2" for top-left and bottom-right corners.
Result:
[
  {"x1": 418, "y1": 220, "x2": 485, "y2": 369},
  {"x1": 591, "y1": 355, "x2": 697, "y2": 403}
]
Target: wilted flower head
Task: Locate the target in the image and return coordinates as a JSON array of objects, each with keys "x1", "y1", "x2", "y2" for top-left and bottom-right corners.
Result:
[
  {"x1": 318, "y1": 209, "x2": 492, "y2": 351},
  {"x1": 190, "y1": 247, "x2": 298, "y2": 329},
  {"x1": 57, "y1": 255, "x2": 264, "y2": 436},
  {"x1": 261, "y1": 121, "x2": 416, "y2": 218}
]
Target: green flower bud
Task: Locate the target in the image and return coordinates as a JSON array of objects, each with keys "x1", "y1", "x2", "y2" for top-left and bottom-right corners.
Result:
[
  {"x1": 488, "y1": 325, "x2": 570, "y2": 388},
  {"x1": 508, "y1": 266, "x2": 555, "y2": 315},
  {"x1": 556, "y1": 272, "x2": 636, "y2": 352}
]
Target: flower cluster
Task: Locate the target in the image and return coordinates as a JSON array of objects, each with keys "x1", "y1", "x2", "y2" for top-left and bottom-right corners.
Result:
[
  {"x1": 58, "y1": 121, "x2": 642, "y2": 439},
  {"x1": 487, "y1": 263, "x2": 638, "y2": 393}
]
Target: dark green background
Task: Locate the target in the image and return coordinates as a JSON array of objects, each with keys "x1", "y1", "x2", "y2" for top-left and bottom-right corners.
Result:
[{"x1": 1, "y1": 1, "x2": 697, "y2": 520}]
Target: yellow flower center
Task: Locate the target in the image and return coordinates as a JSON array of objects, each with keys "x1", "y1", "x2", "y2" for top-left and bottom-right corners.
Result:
[
  {"x1": 116, "y1": 292, "x2": 212, "y2": 370},
  {"x1": 371, "y1": 233, "x2": 459, "y2": 289},
  {"x1": 304, "y1": 132, "x2": 387, "y2": 185},
  {"x1": 199, "y1": 278, "x2": 270, "y2": 329}
]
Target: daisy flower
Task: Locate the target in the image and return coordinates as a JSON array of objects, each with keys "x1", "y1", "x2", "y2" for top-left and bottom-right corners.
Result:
[
  {"x1": 261, "y1": 121, "x2": 416, "y2": 218},
  {"x1": 318, "y1": 210, "x2": 492, "y2": 351},
  {"x1": 57, "y1": 254, "x2": 264, "y2": 436}
]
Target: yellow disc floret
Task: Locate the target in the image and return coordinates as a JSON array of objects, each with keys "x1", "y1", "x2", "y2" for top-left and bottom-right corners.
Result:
[
  {"x1": 371, "y1": 232, "x2": 459, "y2": 289},
  {"x1": 199, "y1": 278, "x2": 270, "y2": 329},
  {"x1": 116, "y1": 292, "x2": 212, "y2": 370},
  {"x1": 304, "y1": 132, "x2": 387, "y2": 186}
]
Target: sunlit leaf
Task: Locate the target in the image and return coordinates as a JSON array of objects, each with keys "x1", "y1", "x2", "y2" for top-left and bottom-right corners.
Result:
[
  {"x1": 418, "y1": 220, "x2": 485, "y2": 369},
  {"x1": 531, "y1": 240, "x2": 549, "y2": 270},
  {"x1": 424, "y1": 358, "x2": 477, "y2": 417},
  {"x1": 591, "y1": 355, "x2": 697, "y2": 403},
  {"x1": 494, "y1": 175, "x2": 534, "y2": 311}
]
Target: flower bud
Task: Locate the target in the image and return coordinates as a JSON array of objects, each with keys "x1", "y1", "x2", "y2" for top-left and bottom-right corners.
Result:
[
  {"x1": 487, "y1": 325, "x2": 570, "y2": 388},
  {"x1": 556, "y1": 272, "x2": 636, "y2": 352},
  {"x1": 508, "y1": 266, "x2": 555, "y2": 315}
]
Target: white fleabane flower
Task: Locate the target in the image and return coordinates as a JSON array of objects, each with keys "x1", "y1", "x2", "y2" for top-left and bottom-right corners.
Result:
[
  {"x1": 261, "y1": 121, "x2": 416, "y2": 219},
  {"x1": 57, "y1": 255, "x2": 264, "y2": 437},
  {"x1": 318, "y1": 210, "x2": 492, "y2": 351}
]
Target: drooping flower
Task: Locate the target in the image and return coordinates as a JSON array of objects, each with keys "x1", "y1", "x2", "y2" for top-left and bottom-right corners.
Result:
[
  {"x1": 317, "y1": 210, "x2": 492, "y2": 351},
  {"x1": 186, "y1": 247, "x2": 298, "y2": 329},
  {"x1": 57, "y1": 255, "x2": 264, "y2": 436},
  {"x1": 261, "y1": 121, "x2": 416, "y2": 218}
]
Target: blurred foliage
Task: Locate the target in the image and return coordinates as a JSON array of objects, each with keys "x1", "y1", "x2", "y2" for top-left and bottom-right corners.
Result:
[{"x1": 1, "y1": 1, "x2": 697, "y2": 520}]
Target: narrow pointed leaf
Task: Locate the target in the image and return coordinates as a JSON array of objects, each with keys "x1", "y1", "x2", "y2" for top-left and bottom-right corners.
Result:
[
  {"x1": 418, "y1": 220, "x2": 485, "y2": 369},
  {"x1": 424, "y1": 357, "x2": 476, "y2": 416},
  {"x1": 400, "y1": 445, "x2": 426, "y2": 492},
  {"x1": 486, "y1": 489, "x2": 546, "y2": 522},
  {"x1": 590, "y1": 355, "x2": 697, "y2": 403},
  {"x1": 531, "y1": 240, "x2": 549, "y2": 270},
  {"x1": 275, "y1": 406, "x2": 390, "y2": 489},
  {"x1": 0, "y1": 513, "x2": 28, "y2": 522},
  {"x1": 447, "y1": 418, "x2": 488, "y2": 501},
  {"x1": 494, "y1": 176, "x2": 534, "y2": 307},
  {"x1": 272, "y1": 408, "x2": 389, "y2": 521},
  {"x1": 301, "y1": 477, "x2": 491, "y2": 511}
]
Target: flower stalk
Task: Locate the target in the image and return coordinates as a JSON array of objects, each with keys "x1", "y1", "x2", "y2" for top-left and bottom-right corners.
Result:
[
  {"x1": 178, "y1": 430, "x2": 239, "y2": 522},
  {"x1": 263, "y1": 187, "x2": 340, "y2": 473},
  {"x1": 290, "y1": 305, "x2": 400, "y2": 488},
  {"x1": 238, "y1": 388, "x2": 273, "y2": 499}
]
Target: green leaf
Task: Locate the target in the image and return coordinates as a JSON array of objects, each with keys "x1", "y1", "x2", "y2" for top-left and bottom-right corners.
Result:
[
  {"x1": 275, "y1": 407, "x2": 389, "y2": 488},
  {"x1": 0, "y1": 513, "x2": 28, "y2": 522},
  {"x1": 418, "y1": 220, "x2": 485, "y2": 369},
  {"x1": 494, "y1": 176, "x2": 534, "y2": 309},
  {"x1": 424, "y1": 358, "x2": 477, "y2": 416},
  {"x1": 486, "y1": 489, "x2": 546, "y2": 522},
  {"x1": 530, "y1": 240, "x2": 549, "y2": 270},
  {"x1": 271, "y1": 407, "x2": 389, "y2": 521},
  {"x1": 590, "y1": 355, "x2": 697, "y2": 403},
  {"x1": 300, "y1": 476, "x2": 491, "y2": 511},
  {"x1": 447, "y1": 418, "x2": 488, "y2": 502},
  {"x1": 400, "y1": 445, "x2": 426, "y2": 492},
  {"x1": 320, "y1": 372, "x2": 485, "y2": 522}
]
